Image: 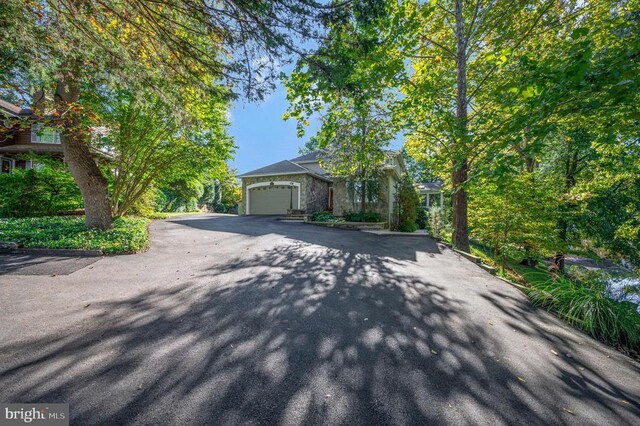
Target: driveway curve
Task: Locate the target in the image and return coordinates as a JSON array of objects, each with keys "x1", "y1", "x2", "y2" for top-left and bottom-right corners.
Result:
[{"x1": 0, "y1": 214, "x2": 638, "y2": 425}]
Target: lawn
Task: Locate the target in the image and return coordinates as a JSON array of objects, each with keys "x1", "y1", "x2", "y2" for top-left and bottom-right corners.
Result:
[
  {"x1": 145, "y1": 211, "x2": 203, "y2": 220},
  {"x1": 0, "y1": 216, "x2": 150, "y2": 254}
]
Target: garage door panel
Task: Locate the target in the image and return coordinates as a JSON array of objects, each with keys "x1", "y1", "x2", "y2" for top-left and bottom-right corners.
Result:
[{"x1": 249, "y1": 185, "x2": 299, "y2": 215}]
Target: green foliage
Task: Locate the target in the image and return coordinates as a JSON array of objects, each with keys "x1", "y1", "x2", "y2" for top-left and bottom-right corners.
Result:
[
  {"x1": 416, "y1": 207, "x2": 428, "y2": 230},
  {"x1": 145, "y1": 212, "x2": 201, "y2": 220},
  {"x1": 298, "y1": 137, "x2": 321, "y2": 155},
  {"x1": 310, "y1": 211, "x2": 335, "y2": 222},
  {"x1": 429, "y1": 209, "x2": 446, "y2": 240},
  {"x1": 128, "y1": 185, "x2": 158, "y2": 218},
  {"x1": 156, "y1": 180, "x2": 204, "y2": 213},
  {"x1": 215, "y1": 169, "x2": 242, "y2": 213},
  {"x1": 0, "y1": 216, "x2": 149, "y2": 254},
  {"x1": 283, "y1": 2, "x2": 401, "y2": 197},
  {"x1": 0, "y1": 0, "x2": 326, "y2": 102},
  {"x1": 397, "y1": 177, "x2": 419, "y2": 232},
  {"x1": 469, "y1": 172, "x2": 559, "y2": 270},
  {"x1": 0, "y1": 159, "x2": 82, "y2": 217},
  {"x1": 89, "y1": 90, "x2": 233, "y2": 217},
  {"x1": 343, "y1": 211, "x2": 382, "y2": 223},
  {"x1": 528, "y1": 275, "x2": 640, "y2": 350}
]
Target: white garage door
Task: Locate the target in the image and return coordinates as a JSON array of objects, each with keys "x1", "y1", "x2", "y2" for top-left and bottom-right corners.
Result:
[{"x1": 248, "y1": 185, "x2": 299, "y2": 215}]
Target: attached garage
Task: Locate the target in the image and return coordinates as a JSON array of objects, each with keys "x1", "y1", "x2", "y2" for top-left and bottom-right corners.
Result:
[{"x1": 246, "y1": 181, "x2": 300, "y2": 215}]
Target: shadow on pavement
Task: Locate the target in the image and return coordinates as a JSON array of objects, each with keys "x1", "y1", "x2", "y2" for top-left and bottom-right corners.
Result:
[
  {"x1": 170, "y1": 215, "x2": 442, "y2": 262},
  {"x1": 0, "y1": 254, "x2": 100, "y2": 275},
  {"x1": 1, "y1": 233, "x2": 638, "y2": 425}
]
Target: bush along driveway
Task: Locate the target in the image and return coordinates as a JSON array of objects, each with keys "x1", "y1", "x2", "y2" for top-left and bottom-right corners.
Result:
[
  {"x1": 0, "y1": 216, "x2": 149, "y2": 254},
  {"x1": 0, "y1": 214, "x2": 638, "y2": 425}
]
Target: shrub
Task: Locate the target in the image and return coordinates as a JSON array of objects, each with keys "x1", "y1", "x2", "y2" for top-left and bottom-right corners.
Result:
[
  {"x1": 397, "y1": 177, "x2": 419, "y2": 232},
  {"x1": 0, "y1": 216, "x2": 149, "y2": 254},
  {"x1": 156, "y1": 180, "x2": 203, "y2": 213},
  {"x1": 416, "y1": 207, "x2": 429, "y2": 230},
  {"x1": 527, "y1": 275, "x2": 640, "y2": 350},
  {"x1": 429, "y1": 208, "x2": 445, "y2": 239},
  {"x1": 310, "y1": 211, "x2": 335, "y2": 222},
  {"x1": 344, "y1": 211, "x2": 382, "y2": 222},
  {"x1": 0, "y1": 159, "x2": 82, "y2": 217},
  {"x1": 128, "y1": 186, "x2": 158, "y2": 217}
]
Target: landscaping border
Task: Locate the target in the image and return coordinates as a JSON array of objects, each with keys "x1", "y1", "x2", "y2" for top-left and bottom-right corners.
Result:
[
  {"x1": 0, "y1": 247, "x2": 103, "y2": 257},
  {"x1": 304, "y1": 221, "x2": 387, "y2": 231}
]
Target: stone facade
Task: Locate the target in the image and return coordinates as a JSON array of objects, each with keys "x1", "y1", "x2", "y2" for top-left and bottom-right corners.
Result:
[
  {"x1": 240, "y1": 173, "x2": 330, "y2": 215},
  {"x1": 239, "y1": 152, "x2": 405, "y2": 218},
  {"x1": 305, "y1": 174, "x2": 330, "y2": 213},
  {"x1": 332, "y1": 172, "x2": 394, "y2": 221}
]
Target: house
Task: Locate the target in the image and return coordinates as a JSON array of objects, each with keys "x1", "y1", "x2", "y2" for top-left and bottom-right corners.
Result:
[
  {"x1": 0, "y1": 98, "x2": 111, "y2": 173},
  {"x1": 238, "y1": 150, "x2": 407, "y2": 224},
  {"x1": 417, "y1": 181, "x2": 444, "y2": 210}
]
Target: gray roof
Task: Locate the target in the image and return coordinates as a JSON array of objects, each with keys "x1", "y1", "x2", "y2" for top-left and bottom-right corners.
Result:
[
  {"x1": 238, "y1": 160, "x2": 308, "y2": 177},
  {"x1": 417, "y1": 181, "x2": 443, "y2": 192},
  {"x1": 289, "y1": 150, "x2": 323, "y2": 163}
]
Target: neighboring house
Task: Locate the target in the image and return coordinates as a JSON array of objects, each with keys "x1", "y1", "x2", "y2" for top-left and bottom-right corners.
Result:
[
  {"x1": 238, "y1": 150, "x2": 407, "y2": 224},
  {"x1": 0, "y1": 98, "x2": 111, "y2": 173},
  {"x1": 417, "y1": 181, "x2": 444, "y2": 210}
]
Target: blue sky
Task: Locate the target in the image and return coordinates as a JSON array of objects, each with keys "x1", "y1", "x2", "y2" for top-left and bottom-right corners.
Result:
[
  {"x1": 228, "y1": 79, "x2": 404, "y2": 174},
  {"x1": 227, "y1": 81, "x2": 319, "y2": 174}
]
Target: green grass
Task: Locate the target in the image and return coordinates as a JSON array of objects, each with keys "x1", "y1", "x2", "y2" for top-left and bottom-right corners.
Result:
[
  {"x1": 504, "y1": 259, "x2": 552, "y2": 286},
  {"x1": 0, "y1": 216, "x2": 150, "y2": 254},
  {"x1": 145, "y1": 211, "x2": 202, "y2": 220},
  {"x1": 527, "y1": 275, "x2": 640, "y2": 350},
  {"x1": 469, "y1": 240, "x2": 551, "y2": 285}
]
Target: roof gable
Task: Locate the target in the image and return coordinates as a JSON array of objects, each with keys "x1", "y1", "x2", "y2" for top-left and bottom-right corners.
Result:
[
  {"x1": 289, "y1": 150, "x2": 323, "y2": 163},
  {"x1": 238, "y1": 160, "x2": 308, "y2": 177}
]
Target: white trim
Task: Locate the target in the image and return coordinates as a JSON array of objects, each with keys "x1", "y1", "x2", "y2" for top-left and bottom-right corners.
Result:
[
  {"x1": 31, "y1": 124, "x2": 61, "y2": 144},
  {"x1": 246, "y1": 181, "x2": 301, "y2": 214}
]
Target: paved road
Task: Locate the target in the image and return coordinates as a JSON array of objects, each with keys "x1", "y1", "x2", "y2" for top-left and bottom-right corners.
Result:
[{"x1": 0, "y1": 214, "x2": 638, "y2": 425}]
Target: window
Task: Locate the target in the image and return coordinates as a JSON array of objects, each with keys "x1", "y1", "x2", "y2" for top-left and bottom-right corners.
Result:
[
  {"x1": 426, "y1": 192, "x2": 442, "y2": 209},
  {"x1": 31, "y1": 124, "x2": 61, "y2": 144},
  {"x1": 1, "y1": 157, "x2": 14, "y2": 174},
  {"x1": 353, "y1": 181, "x2": 363, "y2": 203},
  {"x1": 350, "y1": 180, "x2": 380, "y2": 204}
]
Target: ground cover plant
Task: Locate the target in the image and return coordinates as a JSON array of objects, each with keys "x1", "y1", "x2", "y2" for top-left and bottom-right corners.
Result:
[{"x1": 0, "y1": 216, "x2": 149, "y2": 254}]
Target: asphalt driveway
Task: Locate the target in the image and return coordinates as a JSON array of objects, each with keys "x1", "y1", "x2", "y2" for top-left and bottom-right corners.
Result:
[{"x1": 0, "y1": 214, "x2": 638, "y2": 425}]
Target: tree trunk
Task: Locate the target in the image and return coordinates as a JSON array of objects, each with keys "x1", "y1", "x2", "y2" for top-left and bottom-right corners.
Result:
[
  {"x1": 452, "y1": 0, "x2": 470, "y2": 253},
  {"x1": 55, "y1": 79, "x2": 113, "y2": 229},
  {"x1": 360, "y1": 178, "x2": 367, "y2": 213},
  {"x1": 553, "y1": 145, "x2": 579, "y2": 272},
  {"x1": 451, "y1": 162, "x2": 469, "y2": 251}
]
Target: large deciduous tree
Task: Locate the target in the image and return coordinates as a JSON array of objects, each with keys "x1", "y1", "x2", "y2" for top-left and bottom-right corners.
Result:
[
  {"x1": 284, "y1": 0, "x2": 402, "y2": 212},
  {"x1": 401, "y1": 0, "x2": 567, "y2": 252},
  {"x1": 89, "y1": 89, "x2": 233, "y2": 217},
  {"x1": 0, "y1": 0, "x2": 330, "y2": 228}
]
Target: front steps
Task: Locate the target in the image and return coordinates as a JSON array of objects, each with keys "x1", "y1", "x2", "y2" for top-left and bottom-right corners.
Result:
[{"x1": 278, "y1": 209, "x2": 308, "y2": 222}]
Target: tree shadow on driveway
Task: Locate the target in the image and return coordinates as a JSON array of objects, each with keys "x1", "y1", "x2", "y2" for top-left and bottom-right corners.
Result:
[
  {"x1": 169, "y1": 215, "x2": 442, "y2": 262},
  {"x1": 0, "y1": 254, "x2": 100, "y2": 275},
  {"x1": 1, "y1": 216, "x2": 638, "y2": 425}
]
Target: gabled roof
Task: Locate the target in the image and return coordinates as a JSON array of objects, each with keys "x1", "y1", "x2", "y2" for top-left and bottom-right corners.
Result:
[
  {"x1": 238, "y1": 160, "x2": 309, "y2": 177},
  {"x1": 417, "y1": 181, "x2": 443, "y2": 192},
  {"x1": 0, "y1": 99, "x2": 34, "y2": 118},
  {"x1": 289, "y1": 150, "x2": 324, "y2": 163}
]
